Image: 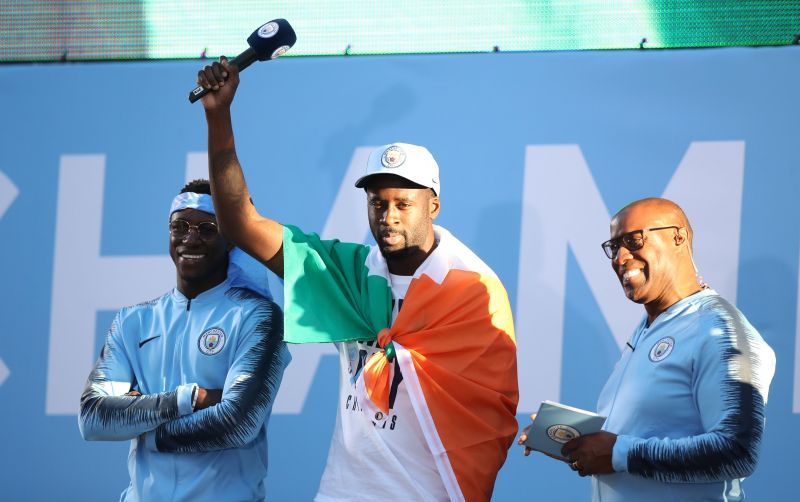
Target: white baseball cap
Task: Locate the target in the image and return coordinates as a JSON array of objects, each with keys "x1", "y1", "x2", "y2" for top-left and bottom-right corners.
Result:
[{"x1": 354, "y1": 143, "x2": 441, "y2": 196}]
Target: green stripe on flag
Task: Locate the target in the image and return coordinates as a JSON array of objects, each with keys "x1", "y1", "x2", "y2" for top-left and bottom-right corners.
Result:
[{"x1": 282, "y1": 225, "x2": 392, "y2": 344}]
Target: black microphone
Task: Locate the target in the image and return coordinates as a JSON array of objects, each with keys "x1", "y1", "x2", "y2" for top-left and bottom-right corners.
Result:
[{"x1": 189, "y1": 19, "x2": 297, "y2": 103}]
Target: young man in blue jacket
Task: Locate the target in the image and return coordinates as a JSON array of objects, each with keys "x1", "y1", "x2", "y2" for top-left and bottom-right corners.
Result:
[{"x1": 79, "y1": 180, "x2": 290, "y2": 501}]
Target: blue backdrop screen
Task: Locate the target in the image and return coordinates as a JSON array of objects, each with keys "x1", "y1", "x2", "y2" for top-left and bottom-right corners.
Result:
[{"x1": 0, "y1": 47, "x2": 798, "y2": 500}]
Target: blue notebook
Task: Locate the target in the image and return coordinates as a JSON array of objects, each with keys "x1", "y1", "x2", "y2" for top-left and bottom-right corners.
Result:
[{"x1": 523, "y1": 400, "x2": 607, "y2": 460}]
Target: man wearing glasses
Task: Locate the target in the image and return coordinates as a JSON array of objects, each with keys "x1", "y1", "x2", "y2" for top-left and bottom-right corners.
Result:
[
  {"x1": 79, "y1": 180, "x2": 290, "y2": 501},
  {"x1": 561, "y1": 197, "x2": 776, "y2": 501}
]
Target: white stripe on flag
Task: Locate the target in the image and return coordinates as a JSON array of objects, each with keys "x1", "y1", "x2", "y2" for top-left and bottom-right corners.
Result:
[{"x1": 394, "y1": 342, "x2": 464, "y2": 502}]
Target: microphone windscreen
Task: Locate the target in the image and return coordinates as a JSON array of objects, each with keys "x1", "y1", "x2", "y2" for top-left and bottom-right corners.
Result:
[{"x1": 246, "y1": 19, "x2": 297, "y2": 61}]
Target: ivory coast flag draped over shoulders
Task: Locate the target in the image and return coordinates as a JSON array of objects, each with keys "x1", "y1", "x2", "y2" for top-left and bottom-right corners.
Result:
[{"x1": 282, "y1": 224, "x2": 519, "y2": 501}]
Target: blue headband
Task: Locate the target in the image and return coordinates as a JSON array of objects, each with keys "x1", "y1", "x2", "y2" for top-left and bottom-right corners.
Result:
[
  {"x1": 168, "y1": 191, "x2": 272, "y2": 300},
  {"x1": 170, "y1": 192, "x2": 215, "y2": 216}
]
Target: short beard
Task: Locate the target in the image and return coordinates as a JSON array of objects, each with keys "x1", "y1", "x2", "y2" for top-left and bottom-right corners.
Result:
[{"x1": 378, "y1": 244, "x2": 414, "y2": 260}]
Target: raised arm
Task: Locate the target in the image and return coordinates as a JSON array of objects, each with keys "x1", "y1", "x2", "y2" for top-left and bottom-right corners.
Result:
[
  {"x1": 198, "y1": 57, "x2": 285, "y2": 277},
  {"x1": 147, "y1": 298, "x2": 289, "y2": 453},
  {"x1": 79, "y1": 313, "x2": 195, "y2": 440}
]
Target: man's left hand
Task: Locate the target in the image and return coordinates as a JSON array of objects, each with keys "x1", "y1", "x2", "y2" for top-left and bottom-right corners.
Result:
[{"x1": 560, "y1": 431, "x2": 617, "y2": 477}]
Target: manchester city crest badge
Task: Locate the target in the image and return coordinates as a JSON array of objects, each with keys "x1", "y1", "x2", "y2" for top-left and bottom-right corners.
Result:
[
  {"x1": 271, "y1": 45, "x2": 290, "y2": 59},
  {"x1": 258, "y1": 22, "x2": 279, "y2": 38},
  {"x1": 547, "y1": 424, "x2": 580, "y2": 444},
  {"x1": 199, "y1": 327, "x2": 226, "y2": 356},
  {"x1": 381, "y1": 145, "x2": 406, "y2": 168},
  {"x1": 649, "y1": 336, "x2": 675, "y2": 362}
]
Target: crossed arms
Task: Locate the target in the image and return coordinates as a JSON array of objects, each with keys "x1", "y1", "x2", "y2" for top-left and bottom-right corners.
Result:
[{"x1": 79, "y1": 300, "x2": 288, "y2": 453}]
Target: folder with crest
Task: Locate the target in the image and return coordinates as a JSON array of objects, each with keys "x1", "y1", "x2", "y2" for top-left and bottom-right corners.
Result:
[{"x1": 523, "y1": 400, "x2": 607, "y2": 460}]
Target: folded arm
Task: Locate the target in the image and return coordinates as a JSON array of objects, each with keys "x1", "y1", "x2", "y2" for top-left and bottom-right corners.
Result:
[
  {"x1": 78, "y1": 314, "x2": 195, "y2": 441},
  {"x1": 151, "y1": 298, "x2": 290, "y2": 453}
]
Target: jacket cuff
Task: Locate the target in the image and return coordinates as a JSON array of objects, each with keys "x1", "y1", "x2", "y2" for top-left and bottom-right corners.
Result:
[
  {"x1": 612, "y1": 434, "x2": 636, "y2": 473},
  {"x1": 176, "y1": 383, "x2": 197, "y2": 416}
]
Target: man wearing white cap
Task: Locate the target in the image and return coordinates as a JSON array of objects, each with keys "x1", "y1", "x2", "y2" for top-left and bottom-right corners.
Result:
[
  {"x1": 196, "y1": 59, "x2": 518, "y2": 501},
  {"x1": 79, "y1": 179, "x2": 290, "y2": 501}
]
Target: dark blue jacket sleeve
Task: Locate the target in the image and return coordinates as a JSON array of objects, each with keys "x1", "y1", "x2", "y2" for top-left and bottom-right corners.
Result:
[
  {"x1": 79, "y1": 312, "x2": 192, "y2": 441},
  {"x1": 152, "y1": 298, "x2": 290, "y2": 452},
  {"x1": 614, "y1": 303, "x2": 776, "y2": 483}
]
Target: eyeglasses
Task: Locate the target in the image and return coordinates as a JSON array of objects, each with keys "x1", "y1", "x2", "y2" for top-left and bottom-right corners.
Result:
[
  {"x1": 169, "y1": 219, "x2": 219, "y2": 240},
  {"x1": 601, "y1": 226, "x2": 681, "y2": 259}
]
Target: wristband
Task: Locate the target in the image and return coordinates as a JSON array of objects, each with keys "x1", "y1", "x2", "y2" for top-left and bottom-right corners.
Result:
[{"x1": 191, "y1": 385, "x2": 199, "y2": 411}]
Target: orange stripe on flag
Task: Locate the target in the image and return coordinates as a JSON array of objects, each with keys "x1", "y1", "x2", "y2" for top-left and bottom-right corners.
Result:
[{"x1": 362, "y1": 269, "x2": 518, "y2": 500}]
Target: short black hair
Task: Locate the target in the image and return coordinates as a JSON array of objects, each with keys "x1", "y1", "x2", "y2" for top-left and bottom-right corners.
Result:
[
  {"x1": 180, "y1": 179, "x2": 211, "y2": 195},
  {"x1": 179, "y1": 178, "x2": 256, "y2": 206}
]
